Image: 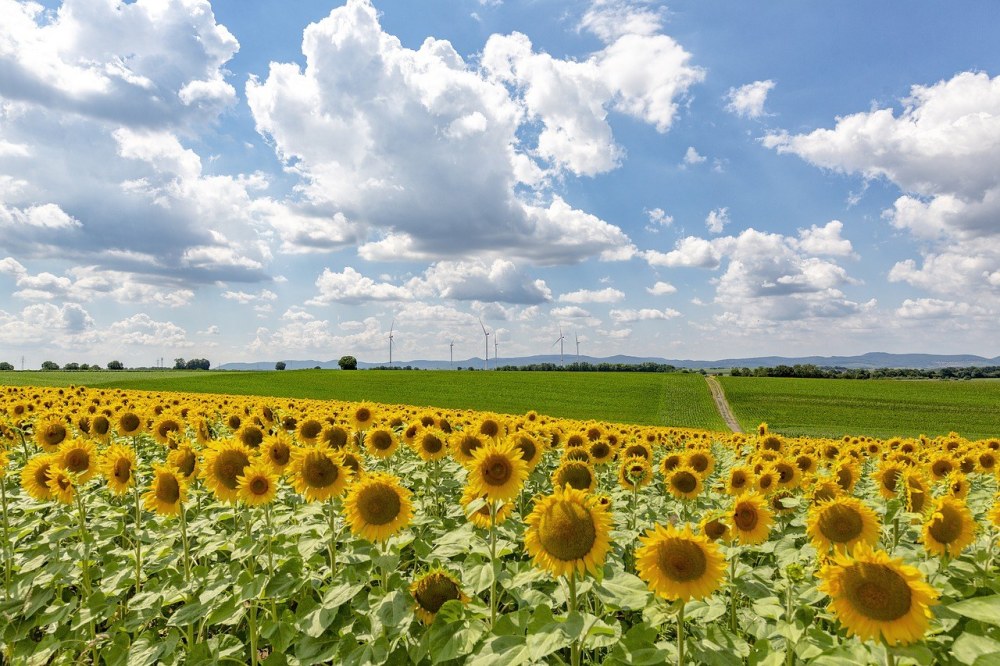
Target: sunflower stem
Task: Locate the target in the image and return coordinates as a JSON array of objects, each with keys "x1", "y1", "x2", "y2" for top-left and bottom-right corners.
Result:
[
  {"x1": 883, "y1": 638, "x2": 895, "y2": 666},
  {"x1": 784, "y1": 575, "x2": 795, "y2": 666},
  {"x1": 75, "y1": 489, "x2": 97, "y2": 662},
  {"x1": 1, "y1": 478, "x2": 11, "y2": 601},
  {"x1": 728, "y1": 550, "x2": 738, "y2": 634},
  {"x1": 676, "y1": 601, "x2": 685, "y2": 666},
  {"x1": 264, "y1": 502, "x2": 275, "y2": 578},
  {"x1": 133, "y1": 478, "x2": 143, "y2": 596},
  {"x1": 568, "y1": 571, "x2": 580, "y2": 666},
  {"x1": 248, "y1": 600, "x2": 259, "y2": 666},
  {"x1": 17, "y1": 428, "x2": 30, "y2": 462},
  {"x1": 327, "y1": 498, "x2": 338, "y2": 579},
  {"x1": 179, "y1": 498, "x2": 192, "y2": 584},
  {"x1": 489, "y1": 500, "x2": 498, "y2": 626}
]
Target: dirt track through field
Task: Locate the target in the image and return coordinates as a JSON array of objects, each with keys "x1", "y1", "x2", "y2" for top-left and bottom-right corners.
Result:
[{"x1": 705, "y1": 375, "x2": 743, "y2": 433}]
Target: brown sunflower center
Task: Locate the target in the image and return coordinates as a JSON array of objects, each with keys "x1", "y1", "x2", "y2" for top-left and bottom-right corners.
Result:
[
  {"x1": 818, "y1": 503, "x2": 864, "y2": 543},
  {"x1": 483, "y1": 455, "x2": 513, "y2": 487},
  {"x1": 355, "y1": 408, "x2": 372, "y2": 424},
  {"x1": 55, "y1": 474, "x2": 72, "y2": 492},
  {"x1": 268, "y1": 443, "x2": 291, "y2": 466},
  {"x1": 703, "y1": 519, "x2": 728, "y2": 541},
  {"x1": 927, "y1": 503, "x2": 963, "y2": 544},
  {"x1": 590, "y1": 442, "x2": 610, "y2": 459},
  {"x1": 979, "y1": 453, "x2": 996, "y2": 470},
  {"x1": 480, "y1": 420, "x2": 500, "y2": 438},
  {"x1": 93, "y1": 416, "x2": 110, "y2": 435},
  {"x1": 43, "y1": 423, "x2": 67, "y2": 445},
  {"x1": 113, "y1": 457, "x2": 132, "y2": 483},
  {"x1": 34, "y1": 462, "x2": 53, "y2": 488},
  {"x1": 514, "y1": 437, "x2": 536, "y2": 462},
  {"x1": 624, "y1": 445, "x2": 649, "y2": 460},
  {"x1": 459, "y1": 435, "x2": 482, "y2": 457},
  {"x1": 414, "y1": 573, "x2": 461, "y2": 614},
  {"x1": 64, "y1": 449, "x2": 90, "y2": 473},
  {"x1": 689, "y1": 453, "x2": 709, "y2": 473},
  {"x1": 156, "y1": 474, "x2": 181, "y2": 504},
  {"x1": 796, "y1": 455, "x2": 813, "y2": 472},
  {"x1": 299, "y1": 420, "x2": 323, "y2": 440},
  {"x1": 730, "y1": 471, "x2": 748, "y2": 489},
  {"x1": 241, "y1": 427, "x2": 264, "y2": 448},
  {"x1": 369, "y1": 430, "x2": 394, "y2": 451},
  {"x1": 557, "y1": 463, "x2": 593, "y2": 491},
  {"x1": 931, "y1": 460, "x2": 953, "y2": 478},
  {"x1": 421, "y1": 434, "x2": 443, "y2": 454},
  {"x1": 215, "y1": 450, "x2": 251, "y2": 489},
  {"x1": 672, "y1": 470, "x2": 698, "y2": 494},
  {"x1": 880, "y1": 467, "x2": 900, "y2": 493},
  {"x1": 662, "y1": 454, "x2": 681, "y2": 472},
  {"x1": 323, "y1": 426, "x2": 348, "y2": 449},
  {"x1": 302, "y1": 453, "x2": 339, "y2": 488},
  {"x1": 537, "y1": 500, "x2": 597, "y2": 561},
  {"x1": 249, "y1": 477, "x2": 270, "y2": 496},
  {"x1": 733, "y1": 503, "x2": 759, "y2": 532},
  {"x1": 775, "y1": 463, "x2": 795, "y2": 483},
  {"x1": 358, "y1": 484, "x2": 402, "y2": 525},
  {"x1": 158, "y1": 421, "x2": 180, "y2": 439},
  {"x1": 655, "y1": 538, "x2": 708, "y2": 582},
  {"x1": 175, "y1": 450, "x2": 196, "y2": 476},
  {"x1": 120, "y1": 414, "x2": 141, "y2": 433},
  {"x1": 844, "y1": 563, "x2": 912, "y2": 622}
]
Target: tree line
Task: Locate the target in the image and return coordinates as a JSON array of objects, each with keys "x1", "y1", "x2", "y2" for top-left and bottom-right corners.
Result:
[
  {"x1": 495, "y1": 362, "x2": 686, "y2": 373},
  {"x1": 729, "y1": 364, "x2": 1000, "y2": 380}
]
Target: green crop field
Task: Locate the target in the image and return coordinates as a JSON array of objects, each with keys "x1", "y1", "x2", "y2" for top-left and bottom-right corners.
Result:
[
  {"x1": 0, "y1": 370, "x2": 727, "y2": 430},
  {"x1": 718, "y1": 375, "x2": 1000, "y2": 439}
]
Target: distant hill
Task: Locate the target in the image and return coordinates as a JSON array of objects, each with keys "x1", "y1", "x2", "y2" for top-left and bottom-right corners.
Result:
[{"x1": 219, "y1": 352, "x2": 999, "y2": 371}]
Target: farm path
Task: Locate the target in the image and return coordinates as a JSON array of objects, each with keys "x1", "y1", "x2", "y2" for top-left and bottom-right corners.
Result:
[{"x1": 705, "y1": 375, "x2": 743, "y2": 433}]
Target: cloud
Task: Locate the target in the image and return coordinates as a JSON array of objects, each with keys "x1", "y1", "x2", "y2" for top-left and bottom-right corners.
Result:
[
  {"x1": 558, "y1": 287, "x2": 625, "y2": 303},
  {"x1": 726, "y1": 80, "x2": 775, "y2": 119},
  {"x1": 579, "y1": 0, "x2": 664, "y2": 43},
  {"x1": 793, "y1": 220, "x2": 855, "y2": 257},
  {"x1": 895, "y1": 298, "x2": 991, "y2": 319},
  {"x1": 307, "y1": 267, "x2": 411, "y2": 305},
  {"x1": 222, "y1": 289, "x2": 279, "y2": 306},
  {"x1": 609, "y1": 307, "x2": 680, "y2": 323},
  {"x1": 108, "y1": 314, "x2": 192, "y2": 348},
  {"x1": 0, "y1": 302, "x2": 96, "y2": 348},
  {"x1": 645, "y1": 236, "x2": 723, "y2": 269},
  {"x1": 551, "y1": 305, "x2": 593, "y2": 319},
  {"x1": 408, "y1": 259, "x2": 552, "y2": 304},
  {"x1": 683, "y1": 146, "x2": 706, "y2": 165},
  {"x1": 705, "y1": 207, "x2": 730, "y2": 234},
  {"x1": 246, "y1": 0, "x2": 694, "y2": 263},
  {"x1": 644, "y1": 207, "x2": 673, "y2": 233},
  {"x1": 646, "y1": 281, "x2": 677, "y2": 295}
]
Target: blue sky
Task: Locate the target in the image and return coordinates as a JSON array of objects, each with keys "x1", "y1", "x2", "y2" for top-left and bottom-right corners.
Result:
[{"x1": 1, "y1": 0, "x2": 999, "y2": 367}]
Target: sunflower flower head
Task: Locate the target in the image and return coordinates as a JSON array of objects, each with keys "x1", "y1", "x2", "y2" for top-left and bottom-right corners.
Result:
[
  {"x1": 524, "y1": 484, "x2": 613, "y2": 578},
  {"x1": 636, "y1": 523, "x2": 726, "y2": 601},
  {"x1": 343, "y1": 472, "x2": 413, "y2": 542},
  {"x1": 410, "y1": 569, "x2": 470, "y2": 625},
  {"x1": 466, "y1": 439, "x2": 529, "y2": 503}
]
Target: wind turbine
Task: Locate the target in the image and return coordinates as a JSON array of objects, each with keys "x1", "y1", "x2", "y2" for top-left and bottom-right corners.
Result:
[
  {"x1": 449, "y1": 340, "x2": 454, "y2": 369},
  {"x1": 553, "y1": 327, "x2": 565, "y2": 365},
  {"x1": 388, "y1": 319, "x2": 395, "y2": 366},
  {"x1": 493, "y1": 332, "x2": 499, "y2": 368},
  {"x1": 575, "y1": 333, "x2": 580, "y2": 361},
  {"x1": 479, "y1": 318, "x2": 490, "y2": 370}
]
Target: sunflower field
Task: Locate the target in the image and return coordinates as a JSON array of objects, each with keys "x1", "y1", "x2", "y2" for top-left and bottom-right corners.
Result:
[{"x1": 1, "y1": 385, "x2": 999, "y2": 666}]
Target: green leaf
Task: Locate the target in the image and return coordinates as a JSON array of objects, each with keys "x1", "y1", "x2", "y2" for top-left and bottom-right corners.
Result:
[
  {"x1": 467, "y1": 636, "x2": 532, "y2": 666},
  {"x1": 463, "y1": 562, "x2": 495, "y2": 594},
  {"x1": 525, "y1": 606, "x2": 584, "y2": 660},
  {"x1": 954, "y1": 633, "x2": 1000, "y2": 664},
  {"x1": 594, "y1": 569, "x2": 653, "y2": 611},
  {"x1": 950, "y1": 595, "x2": 1000, "y2": 626},
  {"x1": 166, "y1": 599, "x2": 207, "y2": 627},
  {"x1": 973, "y1": 655, "x2": 1000, "y2": 666}
]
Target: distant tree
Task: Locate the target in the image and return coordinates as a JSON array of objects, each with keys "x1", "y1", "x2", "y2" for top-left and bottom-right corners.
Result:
[
  {"x1": 338, "y1": 355, "x2": 358, "y2": 370},
  {"x1": 107, "y1": 360, "x2": 124, "y2": 370},
  {"x1": 63, "y1": 362, "x2": 80, "y2": 371},
  {"x1": 174, "y1": 358, "x2": 186, "y2": 370},
  {"x1": 184, "y1": 358, "x2": 211, "y2": 370},
  {"x1": 275, "y1": 361, "x2": 286, "y2": 371},
  {"x1": 0, "y1": 361, "x2": 13, "y2": 371},
  {"x1": 41, "y1": 361, "x2": 59, "y2": 370},
  {"x1": 314, "y1": 366, "x2": 321, "y2": 370}
]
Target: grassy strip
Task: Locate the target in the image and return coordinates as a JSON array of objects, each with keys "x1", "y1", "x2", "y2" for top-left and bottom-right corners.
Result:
[
  {"x1": 0, "y1": 370, "x2": 726, "y2": 430},
  {"x1": 719, "y1": 375, "x2": 1000, "y2": 439}
]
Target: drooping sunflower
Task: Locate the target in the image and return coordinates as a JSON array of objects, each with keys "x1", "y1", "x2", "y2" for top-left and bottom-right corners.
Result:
[
  {"x1": 343, "y1": 472, "x2": 413, "y2": 542},
  {"x1": 730, "y1": 494, "x2": 773, "y2": 545},
  {"x1": 833, "y1": 461, "x2": 860, "y2": 494},
  {"x1": 666, "y1": 465, "x2": 703, "y2": 500},
  {"x1": 510, "y1": 433, "x2": 543, "y2": 469},
  {"x1": 551, "y1": 460, "x2": 597, "y2": 493},
  {"x1": 102, "y1": 443, "x2": 138, "y2": 494},
  {"x1": 260, "y1": 432, "x2": 293, "y2": 474},
  {"x1": 143, "y1": 465, "x2": 186, "y2": 517},
  {"x1": 21, "y1": 454, "x2": 57, "y2": 501},
  {"x1": 875, "y1": 462, "x2": 905, "y2": 500},
  {"x1": 365, "y1": 428, "x2": 398, "y2": 459},
  {"x1": 167, "y1": 444, "x2": 199, "y2": 481},
  {"x1": 460, "y1": 486, "x2": 513, "y2": 528},
  {"x1": 817, "y1": 544, "x2": 938, "y2": 645},
  {"x1": 618, "y1": 455, "x2": 653, "y2": 491},
  {"x1": 943, "y1": 472, "x2": 970, "y2": 500},
  {"x1": 410, "y1": 569, "x2": 470, "y2": 624},
  {"x1": 636, "y1": 523, "x2": 726, "y2": 601},
  {"x1": 902, "y1": 470, "x2": 929, "y2": 515},
  {"x1": 289, "y1": 447, "x2": 351, "y2": 502},
  {"x1": 47, "y1": 466, "x2": 76, "y2": 504},
  {"x1": 35, "y1": 414, "x2": 69, "y2": 452},
  {"x1": 152, "y1": 415, "x2": 183, "y2": 447},
  {"x1": 58, "y1": 438, "x2": 98, "y2": 484},
  {"x1": 807, "y1": 496, "x2": 881, "y2": 553},
  {"x1": 201, "y1": 440, "x2": 254, "y2": 504},
  {"x1": 524, "y1": 484, "x2": 613, "y2": 578},
  {"x1": 466, "y1": 439, "x2": 529, "y2": 503},
  {"x1": 237, "y1": 463, "x2": 279, "y2": 506},
  {"x1": 699, "y1": 512, "x2": 732, "y2": 543},
  {"x1": 449, "y1": 431, "x2": 484, "y2": 465},
  {"x1": 922, "y1": 496, "x2": 976, "y2": 558}
]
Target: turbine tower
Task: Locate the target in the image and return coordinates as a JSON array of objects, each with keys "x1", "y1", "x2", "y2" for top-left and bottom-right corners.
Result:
[
  {"x1": 388, "y1": 319, "x2": 395, "y2": 366},
  {"x1": 553, "y1": 327, "x2": 565, "y2": 365},
  {"x1": 479, "y1": 318, "x2": 490, "y2": 371},
  {"x1": 575, "y1": 333, "x2": 580, "y2": 361},
  {"x1": 449, "y1": 340, "x2": 454, "y2": 369},
  {"x1": 494, "y1": 332, "x2": 499, "y2": 369}
]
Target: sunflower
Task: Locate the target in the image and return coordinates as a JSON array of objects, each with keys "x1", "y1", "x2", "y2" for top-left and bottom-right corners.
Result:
[
  {"x1": 411, "y1": 570, "x2": 470, "y2": 625},
  {"x1": 143, "y1": 465, "x2": 186, "y2": 516},
  {"x1": 21, "y1": 454, "x2": 57, "y2": 501},
  {"x1": 260, "y1": 432, "x2": 293, "y2": 473},
  {"x1": 237, "y1": 463, "x2": 279, "y2": 506},
  {"x1": 152, "y1": 415, "x2": 183, "y2": 447},
  {"x1": 343, "y1": 472, "x2": 413, "y2": 542},
  {"x1": 618, "y1": 456, "x2": 653, "y2": 491},
  {"x1": 817, "y1": 544, "x2": 938, "y2": 645},
  {"x1": 35, "y1": 414, "x2": 69, "y2": 452},
  {"x1": 351, "y1": 403, "x2": 376, "y2": 432},
  {"x1": 466, "y1": 439, "x2": 529, "y2": 503},
  {"x1": 686, "y1": 449, "x2": 715, "y2": 477},
  {"x1": 365, "y1": 428, "x2": 398, "y2": 459},
  {"x1": 510, "y1": 433, "x2": 543, "y2": 468},
  {"x1": 699, "y1": 513, "x2": 732, "y2": 543},
  {"x1": 235, "y1": 424, "x2": 266, "y2": 450},
  {"x1": 461, "y1": 487, "x2": 513, "y2": 528},
  {"x1": 725, "y1": 466, "x2": 755, "y2": 496},
  {"x1": 89, "y1": 415, "x2": 112, "y2": 443},
  {"x1": 102, "y1": 443, "x2": 138, "y2": 495},
  {"x1": 875, "y1": 462, "x2": 905, "y2": 500},
  {"x1": 943, "y1": 472, "x2": 970, "y2": 500},
  {"x1": 922, "y1": 496, "x2": 976, "y2": 558},
  {"x1": 977, "y1": 450, "x2": 997, "y2": 474},
  {"x1": 755, "y1": 467, "x2": 779, "y2": 495},
  {"x1": 772, "y1": 459, "x2": 801, "y2": 490},
  {"x1": 730, "y1": 494, "x2": 773, "y2": 545},
  {"x1": 524, "y1": 484, "x2": 613, "y2": 578},
  {"x1": 414, "y1": 429, "x2": 449, "y2": 462},
  {"x1": 552, "y1": 460, "x2": 597, "y2": 493},
  {"x1": 296, "y1": 418, "x2": 324, "y2": 445},
  {"x1": 476, "y1": 416, "x2": 504, "y2": 441},
  {"x1": 57, "y1": 438, "x2": 98, "y2": 484},
  {"x1": 636, "y1": 523, "x2": 726, "y2": 601},
  {"x1": 807, "y1": 496, "x2": 881, "y2": 553},
  {"x1": 167, "y1": 444, "x2": 199, "y2": 481},
  {"x1": 666, "y1": 465, "x2": 703, "y2": 500},
  {"x1": 833, "y1": 462, "x2": 860, "y2": 494},
  {"x1": 588, "y1": 440, "x2": 615, "y2": 465},
  {"x1": 808, "y1": 479, "x2": 842, "y2": 504},
  {"x1": 289, "y1": 447, "x2": 351, "y2": 502},
  {"x1": 928, "y1": 455, "x2": 955, "y2": 482},
  {"x1": 339, "y1": 450, "x2": 365, "y2": 479},
  {"x1": 47, "y1": 466, "x2": 76, "y2": 504},
  {"x1": 622, "y1": 442, "x2": 653, "y2": 462},
  {"x1": 564, "y1": 447, "x2": 591, "y2": 464},
  {"x1": 990, "y1": 500, "x2": 1000, "y2": 529},
  {"x1": 201, "y1": 440, "x2": 254, "y2": 504},
  {"x1": 320, "y1": 425, "x2": 350, "y2": 450},
  {"x1": 116, "y1": 410, "x2": 145, "y2": 437}
]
